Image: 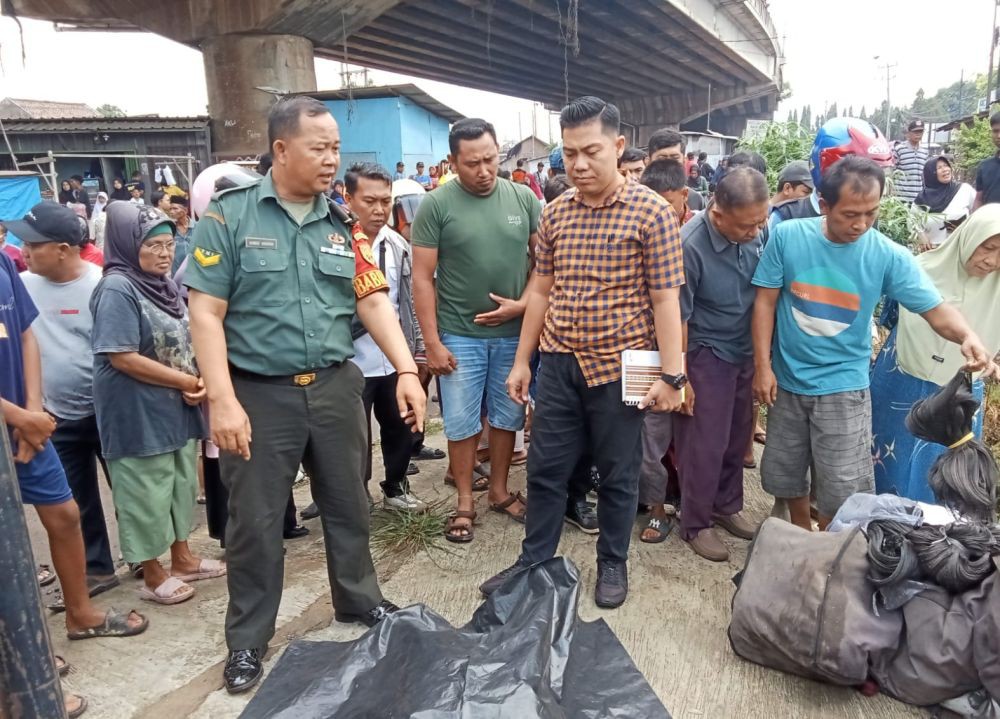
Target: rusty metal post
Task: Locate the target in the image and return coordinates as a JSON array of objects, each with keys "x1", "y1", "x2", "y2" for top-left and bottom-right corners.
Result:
[{"x1": 0, "y1": 416, "x2": 65, "y2": 719}]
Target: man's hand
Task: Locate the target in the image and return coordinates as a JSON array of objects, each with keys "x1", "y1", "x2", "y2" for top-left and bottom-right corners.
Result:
[
  {"x1": 753, "y1": 366, "x2": 778, "y2": 406},
  {"x1": 678, "y1": 381, "x2": 695, "y2": 416},
  {"x1": 506, "y1": 360, "x2": 533, "y2": 405},
  {"x1": 473, "y1": 293, "x2": 525, "y2": 327},
  {"x1": 639, "y1": 380, "x2": 683, "y2": 413},
  {"x1": 417, "y1": 362, "x2": 431, "y2": 387},
  {"x1": 209, "y1": 395, "x2": 252, "y2": 461},
  {"x1": 396, "y1": 373, "x2": 427, "y2": 433},
  {"x1": 426, "y1": 341, "x2": 458, "y2": 376},
  {"x1": 11, "y1": 410, "x2": 56, "y2": 463},
  {"x1": 183, "y1": 377, "x2": 208, "y2": 406},
  {"x1": 960, "y1": 332, "x2": 991, "y2": 373}
]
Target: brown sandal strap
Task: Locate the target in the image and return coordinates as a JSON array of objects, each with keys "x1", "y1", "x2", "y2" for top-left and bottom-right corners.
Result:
[
  {"x1": 451, "y1": 509, "x2": 477, "y2": 520},
  {"x1": 490, "y1": 493, "x2": 519, "y2": 511}
]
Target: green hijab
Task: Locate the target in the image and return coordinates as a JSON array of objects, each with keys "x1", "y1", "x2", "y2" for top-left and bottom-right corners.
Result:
[{"x1": 895, "y1": 205, "x2": 1000, "y2": 386}]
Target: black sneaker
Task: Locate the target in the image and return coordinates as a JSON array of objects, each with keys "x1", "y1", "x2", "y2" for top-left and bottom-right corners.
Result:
[
  {"x1": 283, "y1": 525, "x2": 310, "y2": 540},
  {"x1": 564, "y1": 499, "x2": 599, "y2": 534},
  {"x1": 299, "y1": 502, "x2": 320, "y2": 520},
  {"x1": 335, "y1": 599, "x2": 400, "y2": 627},
  {"x1": 479, "y1": 562, "x2": 528, "y2": 596},
  {"x1": 224, "y1": 645, "x2": 267, "y2": 694},
  {"x1": 595, "y1": 559, "x2": 628, "y2": 609}
]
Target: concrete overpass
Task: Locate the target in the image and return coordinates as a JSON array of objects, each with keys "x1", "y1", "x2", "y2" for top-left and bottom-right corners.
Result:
[{"x1": 5, "y1": 0, "x2": 783, "y2": 157}]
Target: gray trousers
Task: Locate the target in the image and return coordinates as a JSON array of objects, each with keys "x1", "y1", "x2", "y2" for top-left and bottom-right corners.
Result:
[
  {"x1": 638, "y1": 411, "x2": 673, "y2": 506},
  {"x1": 222, "y1": 362, "x2": 382, "y2": 651}
]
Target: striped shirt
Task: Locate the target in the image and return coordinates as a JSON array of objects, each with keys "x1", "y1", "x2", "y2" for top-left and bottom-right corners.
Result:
[
  {"x1": 535, "y1": 180, "x2": 685, "y2": 387},
  {"x1": 892, "y1": 141, "x2": 927, "y2": 203}
]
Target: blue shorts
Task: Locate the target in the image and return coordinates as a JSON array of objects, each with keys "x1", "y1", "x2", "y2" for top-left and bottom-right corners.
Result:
[
  {"x1": 16, "y1": 442, "x2": 73, "y2": 506},
  {"x1": 438, "y1": 333, "x2": 525, "y2": 441}
]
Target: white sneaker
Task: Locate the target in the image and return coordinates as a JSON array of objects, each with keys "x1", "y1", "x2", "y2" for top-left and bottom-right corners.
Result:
[{"x1": 384, "y1": 493, "x2": 426, "y2": 512}]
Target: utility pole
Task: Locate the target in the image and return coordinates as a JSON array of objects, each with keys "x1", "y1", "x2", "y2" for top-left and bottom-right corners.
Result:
[
  {"x1": 958, "y1": 68, "x2": 964, "y2": 119},
  {"x1": 989, "y1": 1, "x2": 999, "y2": 106},
  {"x1": 874, "y1": 57, "x2": 897, "y2": 137}
]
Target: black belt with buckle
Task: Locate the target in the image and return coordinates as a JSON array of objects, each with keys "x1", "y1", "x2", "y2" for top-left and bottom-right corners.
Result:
[{"x1": 229, "y1": 363, "x2": 341, "y2": 387}]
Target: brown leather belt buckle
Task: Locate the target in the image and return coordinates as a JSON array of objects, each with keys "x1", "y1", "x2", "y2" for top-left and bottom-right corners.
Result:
[{"x1": 294, "y1": 372, "x2": 316, "y2": 386}]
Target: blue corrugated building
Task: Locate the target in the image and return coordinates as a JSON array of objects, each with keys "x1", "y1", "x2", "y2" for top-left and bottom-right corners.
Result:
[{"x1": 310, "y1": 84, "x2": 464, "y2": 176}]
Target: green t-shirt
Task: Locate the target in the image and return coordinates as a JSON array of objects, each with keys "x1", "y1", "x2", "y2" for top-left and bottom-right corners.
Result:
[{"x1": 411, "y1": 178, "x2": 539, "y2": 338}]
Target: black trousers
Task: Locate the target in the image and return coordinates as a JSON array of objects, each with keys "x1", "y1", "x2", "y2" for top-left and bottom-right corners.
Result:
[
  {"x1": 51, "y1": 414, "x2": 114, "y2": 576},
  {"x1": 519, "y1": 353, "x2": 644, "y2": 565},
  {"x1": 362, "y1": 373, "x2": 413, "y2": 498}
]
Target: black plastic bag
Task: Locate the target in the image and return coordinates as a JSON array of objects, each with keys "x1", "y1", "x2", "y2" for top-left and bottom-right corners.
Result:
[
  {"x1": 905, "y1": 371, "x2": 998, "y2": 522},
  {"x1": 240, "y1": 558, "x2": 670, "y2": 719}
]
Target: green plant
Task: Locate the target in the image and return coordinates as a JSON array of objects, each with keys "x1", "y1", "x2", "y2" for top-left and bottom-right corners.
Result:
[
  {"x1": 735, "y1": 121, "x2": 812, "y2": 191},
  {"x1": 954, "y1": 117, "x2": 994, "y2": 181},
  {"x1": 876, "y1": 173, "x2": 932, "y2": 247},
  {"x1": 369, "y1": 500, "x2": 451, "y2": 560}
]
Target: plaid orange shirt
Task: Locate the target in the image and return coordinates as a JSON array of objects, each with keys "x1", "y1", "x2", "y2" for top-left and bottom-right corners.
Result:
[{"x1": 535, "y1": 180, "x2": 684, "y2": 387}]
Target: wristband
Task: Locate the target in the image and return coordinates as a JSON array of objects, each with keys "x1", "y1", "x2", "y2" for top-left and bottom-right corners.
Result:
[{"x1": 398, "y1": 371, "x2": 419, "y2": 378}]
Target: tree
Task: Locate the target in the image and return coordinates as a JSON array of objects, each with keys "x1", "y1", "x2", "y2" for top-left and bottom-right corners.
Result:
[
  {"x1": 847, "y1": 105, "x2": 854, "y2": 118},
  {"x1": 828, "y1": 102, "x2": 839, "y2": 120},
  {"x1": 859, "y1": 106, "x2": 867, "y2": 120},
  {"x1": 954, "y1": 117, "x2": 993, "y2": 180},
  {"x1": 800, "y1": 104, "x2": 812, "y2": 131},
  {"x1": 95, "y1": 104, "x2": 126, "y2": 117}
]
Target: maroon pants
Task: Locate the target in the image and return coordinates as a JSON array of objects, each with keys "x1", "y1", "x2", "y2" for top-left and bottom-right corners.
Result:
[{"x1": 673, "y1": 345, "x2": 755, "y2": 540}]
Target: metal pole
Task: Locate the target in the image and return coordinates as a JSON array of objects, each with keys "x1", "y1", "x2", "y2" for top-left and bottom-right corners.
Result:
[
  {"x1": 989, "y1": 1, "x2": 999, "y2": 106},
  {"x1": 0, "y1": 411, "x2": 66, "y2": 719},
  {"x1": 958, "y1": 68, "x2": 964, "y2": 119},
  {"x1": 885, "y1": 64, "x2": 892, "y2": 137},
  {"x1": 706, "y1": 83, "x2": 712, "y2": 133}
]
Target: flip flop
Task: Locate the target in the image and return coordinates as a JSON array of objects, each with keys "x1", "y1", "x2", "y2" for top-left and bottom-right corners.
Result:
[
  {"x1": 37, "y1": 564, "x2": 56, "y2": 587},
  {"x1": 444, "y1": 510, "x2": 477, "y2": 543},
  {"x1": 754, "y1": 431, "x2": 767, "y2": 445},
  {"x1": 640, "y1": 516, "x2": 674, "y2": 544},
  {"x1": 743, "y1": 459, "x2": 757, "y2": 469},
  {"x1": 55, "y1": 654, "x2": 70, "y2": 677},
  {"x1": 510, "y1": 450, "x2": 528, "y2": 466},
  {"x1": 444, "y1": 472, "x2": 489, "y2": 492},
  {"x1": 489, "y1": 492, "x2": 527, "y2": 523},
  {"x1": 67, "y1": 607, "x2": 149, "y2": 640},
  {"x1": 48, "y1": 574, "x2": 122, "y2": 613},
  {"x1": 139, "y1": 576, "x2": 195, "y2": 606},
  {"x1": 171, "y1": 558, "x2": 226, "y2": 583},
  {"x1": 66, "y1": 694, "x2": 88, "y2": 719}
]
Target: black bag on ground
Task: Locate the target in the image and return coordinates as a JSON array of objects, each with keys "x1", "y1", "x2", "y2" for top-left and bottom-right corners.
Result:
[{"x1": 728, "y1": 518, "x2": 901, "y2": 686}]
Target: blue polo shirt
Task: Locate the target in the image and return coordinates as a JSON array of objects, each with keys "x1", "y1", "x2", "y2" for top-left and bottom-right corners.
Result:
[{"x1": 680, "y1": 211, "x2": 763, "y2": 364}]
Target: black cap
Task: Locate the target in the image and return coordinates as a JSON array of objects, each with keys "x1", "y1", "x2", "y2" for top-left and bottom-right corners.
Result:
[
  {"x1": 907, "y1": 119, "x2": 925, "y2": 132},
  {"x1": 4, "y1": 201, "x2": 86, "y2": 245}
]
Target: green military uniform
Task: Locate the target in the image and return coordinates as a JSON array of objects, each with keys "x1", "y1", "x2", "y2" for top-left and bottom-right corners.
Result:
[{"x1": 184, "y1": 172, "x2": 387, "y2": 652}]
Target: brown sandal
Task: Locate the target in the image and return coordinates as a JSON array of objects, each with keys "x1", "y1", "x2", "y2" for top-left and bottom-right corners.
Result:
[
  {"x1": 489, "y1": 492, "x2": 527, "y2": 523},
  {"x1": 445, "y1": 510, "x2": 477, "y2": 543},
  {"x1": 444, "y1": 467, "x2": 489, "y2": 492}
]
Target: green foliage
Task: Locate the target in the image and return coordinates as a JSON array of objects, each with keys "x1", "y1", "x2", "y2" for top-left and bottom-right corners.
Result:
[
  {"x1": 876, "y1": 176, "x2": 930, "y2": 247},
  {"x1": 954, "y1": 117, "x2": 994, "y2": 181},
  {"x1": 95, "y1": 104, "x2": 125, "y2": 118},
  {"x1": 735, "y1": 121, "x2": 812, "y2": 191},
  {"x1": 369, "y1": 500, "x2": 451, "y2": 560}
]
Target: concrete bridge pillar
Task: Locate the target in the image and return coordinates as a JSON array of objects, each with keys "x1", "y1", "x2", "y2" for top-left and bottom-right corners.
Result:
[{"x1": 201, "y1": 34, "x2": 317, "y2": 160}]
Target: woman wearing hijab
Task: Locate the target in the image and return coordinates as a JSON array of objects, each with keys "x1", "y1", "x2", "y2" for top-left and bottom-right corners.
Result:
[
  {"x1": 58, "y1": 180, "x2": 75, "y2": 205},
  {"x1": 870, "y1": 205, "x2": 1000, "y2": 502},
  {"x1": 914, "y1": 156, "x2": 976, "y2": 249},
  {"x1": 686, "y1": 163, "x2": 709, "y2": 197},
  {"x1": 109, "y1": 178, "x2": 130, "y2": 202},
  {"x1": 90, "y1": 202, "x2": 222, "y2": 605}
]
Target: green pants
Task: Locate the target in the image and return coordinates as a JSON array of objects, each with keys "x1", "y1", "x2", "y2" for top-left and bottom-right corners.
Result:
[
  {"x1": 108, "y1": 441, "x2": 197, "y2": 563},
  {"x1": 222, "y1": 362, "x2": 382, "y2": 651}
]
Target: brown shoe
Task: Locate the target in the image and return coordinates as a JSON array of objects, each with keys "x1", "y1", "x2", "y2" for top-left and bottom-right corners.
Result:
[
  {"x1": 714, "y1": 512, "x2": 756, "y2": 540},
  {"x1": 686, "y1": 528, "x2": 729, "y2": 562}
]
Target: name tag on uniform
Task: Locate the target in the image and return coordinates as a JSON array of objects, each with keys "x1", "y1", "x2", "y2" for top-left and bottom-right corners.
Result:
[
  {"x1": 320, "y1": 246, "x2": 355, "y2": 258},
  {"x1": 245, "y1": 237, "x2": 278, "y2": 250}
]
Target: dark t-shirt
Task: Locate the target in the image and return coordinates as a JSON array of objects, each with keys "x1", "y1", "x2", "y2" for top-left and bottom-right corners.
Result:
[
  {"x1": 975, "y1": 155, "x2": 1000, "y2": 206},
  {"x1": 90, "y1": 274, "x2": 204, "y2": 459},
  {"x1": 0, "y1": 251, "x2": 37, "y2": 408}
]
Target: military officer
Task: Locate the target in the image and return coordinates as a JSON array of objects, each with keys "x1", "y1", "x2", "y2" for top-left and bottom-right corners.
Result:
[{"x1": 185, "y1": 96, "x2": 426, "y2": 694}]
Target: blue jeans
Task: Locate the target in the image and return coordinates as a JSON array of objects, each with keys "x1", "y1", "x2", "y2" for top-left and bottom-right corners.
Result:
[{"x1": 438, "y1": 333, "x2": 525, "y2": 441}]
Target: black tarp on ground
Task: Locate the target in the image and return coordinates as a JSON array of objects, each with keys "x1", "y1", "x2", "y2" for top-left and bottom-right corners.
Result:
[{"x1": 240, "y1": 557, "x2": 670, "y2": 718}]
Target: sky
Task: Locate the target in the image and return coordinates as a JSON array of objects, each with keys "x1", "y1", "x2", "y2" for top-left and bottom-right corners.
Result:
[{"x1": 0, "y1": 2, "x2": 997, "y2": 141}]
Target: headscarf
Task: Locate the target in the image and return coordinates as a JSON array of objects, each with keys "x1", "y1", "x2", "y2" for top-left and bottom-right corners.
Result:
[
  {"x1": 58, "y1": 183, "x2": 74, "y2": 204},
  {"x1": 102, "y1": 201, "x2": 184, "y2": 318},
  {"x1": 109, "y1": 179, "x2": 130, "y2": 202},
  {"x1": 914, "y1": 156, "x2": 960, "y2": 214},
  {"x1": 895, "y1": 205, "x2": 1000, "y2": 386},
  {"x1": 92, "y1": 192, "x2": 108, "y2": 220}
]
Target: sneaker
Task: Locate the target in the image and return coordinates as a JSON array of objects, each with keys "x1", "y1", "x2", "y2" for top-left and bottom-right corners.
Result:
[
  {"x1": 595, "y1": 559, "x2": 628, "y2": 608},
  {"x1": 685, "y1": 528, "x2": 729, "y2": 562},
  {"x1": 384, "y1": 493, "x2": 427, "y2": 512},
  {"x1": 479, "y1": 562, "x2": 528, "y2": 596},
  {"x1": 713, "y1": 512, "x2": 756, "y2": 540},
  {"x1": 564, "y1": 499, "x2": 599, "y2": 534}
]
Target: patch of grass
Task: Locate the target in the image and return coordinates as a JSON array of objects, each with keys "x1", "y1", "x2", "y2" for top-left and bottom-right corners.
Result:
[
  {"x1": 422, "y1": 418, "x2": 444, "y2": 437},
  {"x1": 369, "y1": 499, "x2": 451, "y2": 561}
]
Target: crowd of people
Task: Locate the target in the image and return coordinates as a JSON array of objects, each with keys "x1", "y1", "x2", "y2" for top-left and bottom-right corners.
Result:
[{"x1": 4, "y1": 94, "x2": 1000, "y2": 715}]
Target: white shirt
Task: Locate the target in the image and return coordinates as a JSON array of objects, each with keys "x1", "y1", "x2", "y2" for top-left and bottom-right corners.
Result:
[
  {"x1": 921, "y1": 183, "x2": 976, "y2": 247},
  {"x1": 351, "y1": 225, "x2": 403, "y2": 378}
]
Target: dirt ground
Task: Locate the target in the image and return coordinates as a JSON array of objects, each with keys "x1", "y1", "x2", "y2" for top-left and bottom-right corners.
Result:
[{"x1": 26, "y1": 425, "x2": 926, "y2": 719}]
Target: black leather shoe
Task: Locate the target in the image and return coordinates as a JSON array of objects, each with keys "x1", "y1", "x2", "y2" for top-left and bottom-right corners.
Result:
[
  {"x1": 299, "y1": 502, "x2": 319, "y2": 520},
  {"x1": 406, "y1": 462, "x2": 420, "y2": 476},
  {"x1": 335, "y1": 599, "x2": 400, "y2": 627},
  {"x1": 595, "y1": 559, "x2": 628, "y2": 609},
  {"x1": 413, "y1": 446, "x2": 446, "y2": 461},
  {"x1": 564, "y1": 499, "x2": 599, "y2": 534},
  {"x1": 224, "y1": 646, "x2": 266, "y2": 694},
  {"x1": 479, "y1": 562, "x2": 528, "y2": 596},
  {"x1": 283, "y1": 525, "x2": 310, "y2": 540}
]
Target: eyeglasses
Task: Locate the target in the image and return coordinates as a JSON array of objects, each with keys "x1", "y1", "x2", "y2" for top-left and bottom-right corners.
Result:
[{"x1": 142, "y1": 240, "x2": 176, "y2": 254}]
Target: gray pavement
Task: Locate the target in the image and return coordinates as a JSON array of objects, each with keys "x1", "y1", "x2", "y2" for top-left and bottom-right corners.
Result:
[{"x1": 27, "y1": 429, "x2": 924, "y2": 719}]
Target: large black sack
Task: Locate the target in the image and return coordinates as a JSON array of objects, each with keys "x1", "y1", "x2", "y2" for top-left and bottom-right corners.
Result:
[
  {"x1": 728, "y1": 518, "x2": 901, "y2": 686},
  {"x1": 240, "y1": 557, "x2": 670, "y2": 718}
]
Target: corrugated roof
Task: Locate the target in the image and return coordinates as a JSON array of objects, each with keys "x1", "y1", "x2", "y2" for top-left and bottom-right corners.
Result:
[
  {"x1": 305, "y1": 84, "x2": 465, "y2": 123},
  {"x1": 0, "y1": 98, "x2": 98, "y2": 119},
  {"x1": 0, "y1": 116, "x2": 210, "y2": 133}
]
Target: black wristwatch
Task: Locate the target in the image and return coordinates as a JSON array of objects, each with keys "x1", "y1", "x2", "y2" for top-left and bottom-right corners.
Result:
[{"x1": 660, "y1": 372, "x2": 688, "y2": 390}]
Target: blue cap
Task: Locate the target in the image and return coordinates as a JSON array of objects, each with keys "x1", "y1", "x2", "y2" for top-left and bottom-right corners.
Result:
[{"x1": 549, "y1": 145, "x2": 565, "y2": 172}]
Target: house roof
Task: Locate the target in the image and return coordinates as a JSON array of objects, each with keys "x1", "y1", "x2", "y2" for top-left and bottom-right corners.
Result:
[
  {"x1": 0, "y1": 116, "x2": 211, "y2": 133},
  {"x1": 936, "y1": 109, "x2": 994, "y2": 133},
  {"x1": 503, "y1": 135, "x2": 549, "y2": 161},
  {"x1": 0, "y1": 98, "x2": 98, "y2": 119},
  {"x1": 305, "y1": 84, "x2": 465, "y2": 123}
]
